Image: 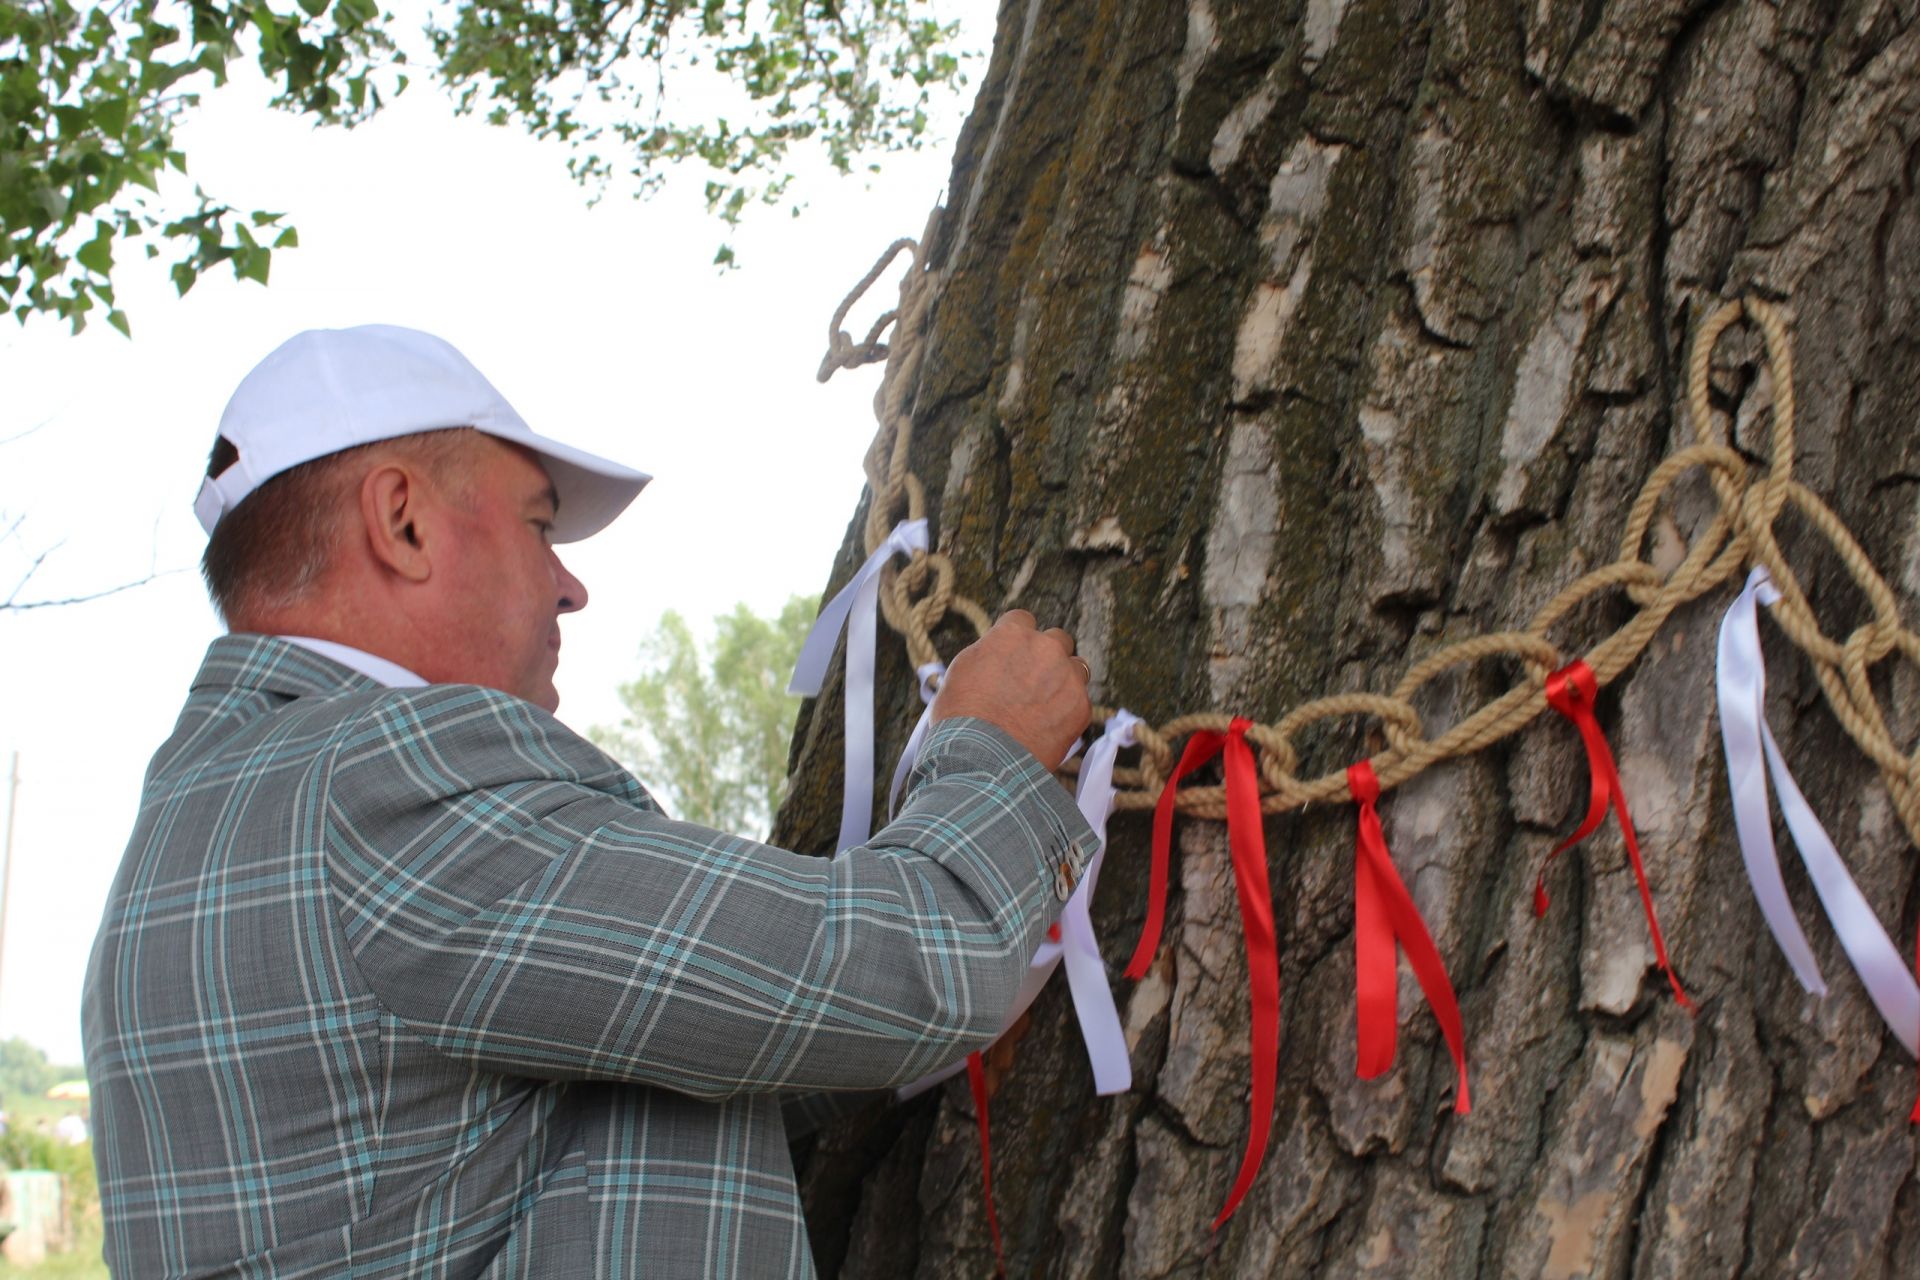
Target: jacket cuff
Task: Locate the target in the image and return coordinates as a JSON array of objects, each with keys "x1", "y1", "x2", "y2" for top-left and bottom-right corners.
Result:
[{"x1": 909, "y1": 716, "x2": 1102, "y2": 903}]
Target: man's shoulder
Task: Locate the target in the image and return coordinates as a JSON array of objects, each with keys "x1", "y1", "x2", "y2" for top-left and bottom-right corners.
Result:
[
  {"x1": 195, "y1": 634, "x2": 575, "y2": 740},
  {"x1": 325, "y1": 683, "x2": 650, "y2": 813},
  {"x1": 332, "y1": 679, "x2": 586, "y2": 758},
  {"x1": 174, "y1": 635, "x2": 638, "y2": 800}
]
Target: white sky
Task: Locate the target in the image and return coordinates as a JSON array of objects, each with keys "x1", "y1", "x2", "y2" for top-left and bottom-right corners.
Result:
[{"x1": 0, "y1": 7, "x2": 986, "y2": 1064}]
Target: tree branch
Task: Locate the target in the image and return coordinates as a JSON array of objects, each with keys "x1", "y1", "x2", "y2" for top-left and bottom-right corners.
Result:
[
  {"x1": 1, "y1": 566, "x2": 188, "y2": 612},
  {"x1": 0, "y1": 416, "x2": 54, "y2": 447}
]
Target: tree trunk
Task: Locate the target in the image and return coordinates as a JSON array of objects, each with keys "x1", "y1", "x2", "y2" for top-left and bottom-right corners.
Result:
[{"x1": 771, "y1": 0, "x2": 1920, "y2": 1275}]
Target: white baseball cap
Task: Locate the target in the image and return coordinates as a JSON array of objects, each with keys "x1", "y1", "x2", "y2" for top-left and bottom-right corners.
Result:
[{"x1": 194, "y1": 324, "x2": 650, "y2": 542}]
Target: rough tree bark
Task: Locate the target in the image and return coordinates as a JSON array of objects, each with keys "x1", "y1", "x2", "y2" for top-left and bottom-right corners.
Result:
[{"x1": 770, "y1": 0, "x2": 1920, "y2": 1275}]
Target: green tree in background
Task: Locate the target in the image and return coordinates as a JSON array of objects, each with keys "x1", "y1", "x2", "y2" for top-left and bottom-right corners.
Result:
[
  {"x1": 2, "y1": 0, "x2": 964, "y2": 332},
  {"x1": 593, "y1": 593, "x2": 817, "y2": 837},
  {"x1": 0, "y1": 1037, "x2": 81, "y2": 1102}
]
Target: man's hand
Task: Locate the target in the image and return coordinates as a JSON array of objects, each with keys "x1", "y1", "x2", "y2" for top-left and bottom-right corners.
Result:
[{"x1": 931, "y1": 610, "x2": 1091, "y2": 767}]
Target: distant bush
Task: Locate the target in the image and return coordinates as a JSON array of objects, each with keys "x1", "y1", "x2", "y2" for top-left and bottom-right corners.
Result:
[
  {"x1": 0, "y1": 1129, "x2": 98, "y2": 1243},
  {"x1": 0, "y1": 1039, "x2": 81, "y2": 1102}
]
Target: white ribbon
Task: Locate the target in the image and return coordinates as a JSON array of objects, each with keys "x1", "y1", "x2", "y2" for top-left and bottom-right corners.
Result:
[
  {"x1": 887, "y1": 663, "x2": 946, "y2": 820},
  {"x1": 788, "y1": 519, "x2": 929, "y2": 852},
  {"x1": 897, "y1": 710, "x2": 1140, "y2": 1099},
  {"x1": 1033, "y1": 708, "x2": 1138, "y2": 1094},
  {"x1": 1717, "y1": 565, "x2": 1920, "y2": 1057}
]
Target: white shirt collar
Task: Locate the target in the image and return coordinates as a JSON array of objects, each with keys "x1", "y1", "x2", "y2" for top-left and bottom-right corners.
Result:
[{"x1": 278, "y1": 635, "x2": 428, "y2": 689}]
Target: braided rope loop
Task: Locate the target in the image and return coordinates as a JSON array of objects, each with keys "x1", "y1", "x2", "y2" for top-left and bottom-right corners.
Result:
[{"x1": 818, "y1": 264, "x2": 1920, "y2": 846}]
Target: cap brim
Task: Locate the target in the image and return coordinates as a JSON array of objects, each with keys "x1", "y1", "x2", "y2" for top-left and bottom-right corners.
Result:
[{"x1": 486, "y1": 427, "x2": 650, "y2": 542}]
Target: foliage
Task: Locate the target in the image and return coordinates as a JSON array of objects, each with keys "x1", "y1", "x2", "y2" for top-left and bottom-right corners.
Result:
[
  {"x1": 0, "y1": 1038, "x2": 81, "y2": 1103},
  {"x1": 0, "y1": 0, "x2": 390, "y2": 333},
  {"x1": 0, "y1": 1131, "x2": 101, "y2": 1274},
  {"x1": 429, "y1": 0, "x2": 962, "y2": 263},
  {"x1": 1, "y1": 0, "x2": 964, "y2": 332},
  {"x1": 0, "y1": 1040, "x2": 101, "y2": 1272},
  {"x1": 593, "y1": 593, "x2": 816, "y2": 836},
  {"x1": 0, "y1": 1126, "x2": 93, "y2": 1195}
]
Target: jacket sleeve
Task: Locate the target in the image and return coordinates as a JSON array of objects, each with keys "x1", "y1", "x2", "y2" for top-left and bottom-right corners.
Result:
[{"x1": 322, "y1": 684, "x2": 1099, "y2": 1097}]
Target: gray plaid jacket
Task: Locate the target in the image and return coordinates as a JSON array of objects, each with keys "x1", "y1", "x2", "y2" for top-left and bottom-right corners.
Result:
[{"x1": 84, "y1": 635, "x2": 1097, "y2": 1278}]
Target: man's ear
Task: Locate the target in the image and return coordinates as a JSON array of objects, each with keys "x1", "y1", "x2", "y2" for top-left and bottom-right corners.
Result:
[{"x1": 360, "y1": 463, "x2": 433, "y2": 583}]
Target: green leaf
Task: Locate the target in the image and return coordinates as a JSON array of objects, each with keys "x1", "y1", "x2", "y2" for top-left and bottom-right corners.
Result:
[
  {"x1": 107, "y1": 308, "x2": 131, "y2": 337},
  {"x1": 236, "y1": 246, "x2": 271, "y2": 284},
  {"x1": 75, "y1": 226, "x2": 113, "y2": 276},
  {"x1": 94, "y1": 95, "x2": 131, "y2": 138},
  {"x1": 273, "y1": 227, "x2": 299, "y2": 248}
]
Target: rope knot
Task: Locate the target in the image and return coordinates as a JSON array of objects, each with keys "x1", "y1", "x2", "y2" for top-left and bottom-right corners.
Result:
[{"x1": 819, "y1": 238, "x2": 919, "y2": 383}]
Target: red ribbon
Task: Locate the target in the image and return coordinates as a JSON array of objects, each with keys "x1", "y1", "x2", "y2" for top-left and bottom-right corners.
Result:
[
  {"x1": 966, "y1": 1052, "x2": 1006, "y2": 1276},
  {"x1": 1347, "y1": 760, "x2": 1471, "y2": 1114},
  {"x1": 1124, "y1": 729, "x2": 1226, "y2": 980},
  {"x1": 1536, "y1": 660, "x2": 1692, "y2": 1011},
  {"x1": 1122, "y1": 718, "x2": 1278, "y2": 1230}
]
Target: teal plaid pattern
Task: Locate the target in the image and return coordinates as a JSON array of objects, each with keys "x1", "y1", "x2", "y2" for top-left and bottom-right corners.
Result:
[{"x1": 84, "y1": 635, "x2": 1097, "y2": 1278}]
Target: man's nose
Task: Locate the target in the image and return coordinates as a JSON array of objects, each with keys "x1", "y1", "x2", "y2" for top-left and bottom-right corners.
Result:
[{"x1": 555, "y1": 553, "x2": 589, "y2": 613}]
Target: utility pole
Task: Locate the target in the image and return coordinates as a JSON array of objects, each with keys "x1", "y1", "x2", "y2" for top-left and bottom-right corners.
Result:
[{"x1": 0, "y1": 751, "x2": 17, "y2": 1017}]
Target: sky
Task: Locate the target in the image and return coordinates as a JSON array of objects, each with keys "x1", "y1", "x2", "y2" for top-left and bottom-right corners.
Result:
[{"x1": 0, "y1": 6, "x2": 987, "y2": 1065}]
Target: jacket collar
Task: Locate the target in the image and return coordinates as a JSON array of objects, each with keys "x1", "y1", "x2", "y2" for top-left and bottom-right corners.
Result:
[{"x1": 190, "y1": 633, "x2": 384, "y2": 700}]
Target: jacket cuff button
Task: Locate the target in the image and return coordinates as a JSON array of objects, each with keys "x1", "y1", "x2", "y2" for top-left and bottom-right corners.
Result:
[{"x1": 1053, "y1": 857, "x2": 1077, "y2": 902}]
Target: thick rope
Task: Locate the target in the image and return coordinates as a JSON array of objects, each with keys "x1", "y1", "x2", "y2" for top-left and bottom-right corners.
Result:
[{"x1": 821, "y1": 242, "x2": 1920, "y2": 851}]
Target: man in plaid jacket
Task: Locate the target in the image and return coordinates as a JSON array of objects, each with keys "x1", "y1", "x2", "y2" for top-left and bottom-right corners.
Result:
[{"x1": 83, "y1": 326, "x2": 1098, "y2": 1277}]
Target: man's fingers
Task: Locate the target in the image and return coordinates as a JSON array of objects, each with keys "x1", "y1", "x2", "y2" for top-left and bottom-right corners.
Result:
[{"x1": 938, "y1": 611, "x2": 1092, "y2": 764}]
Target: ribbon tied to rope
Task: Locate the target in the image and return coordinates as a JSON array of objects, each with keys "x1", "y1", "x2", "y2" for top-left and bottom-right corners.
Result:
[
  {"x1": 1029, "y1": 709, "x2": 1140, "y2": 1094},
  {"x1": 1347, "y1": 760, "x2": 1471, "y2": 1114},
  {"x1": 887, "y1": 662, "x2": 948, "y2": 820},
  {"x1": 964, "y1": 1054, "x2": 1006, "y2": 1275},
  {"x1": 1535, "y1": 660, "x2": 1692, "y2": 1010},
  {"x1": 1716, "y1": 567, "x2": 1920, "y2": 1115},
  {"x1": 902, "y1": 712, "x2": 1142, "y2": 1271},
  {"x1": 1124, "y1": 716, "x2": 1277, "y2": 1230},
  {"x1": 788, "y1": 518, "x2": 929, "y2": 852},
  {"x1": 958, "y1": 712, "x2": 1144, "y2": 1275},
  {"x1": 895, "y1": 710, "x2": 1137, "y2": 1100}
]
